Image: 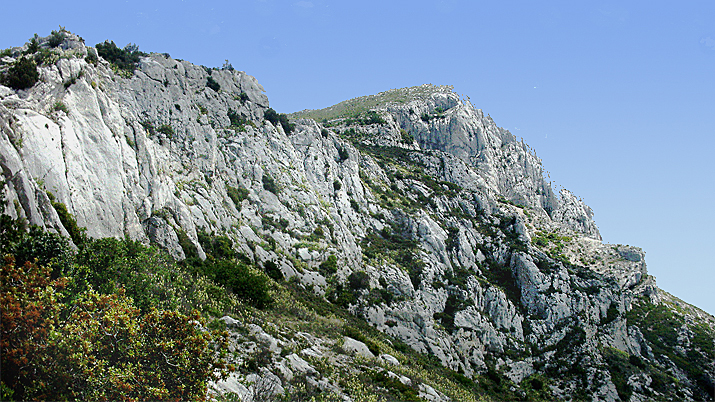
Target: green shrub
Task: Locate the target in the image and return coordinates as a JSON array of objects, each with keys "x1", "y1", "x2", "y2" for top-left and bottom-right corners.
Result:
[
  {"x1": 262, "y1": 174, "x2": 278, "y2": 194},
  {"x1": 333, "y1": 179, "x2": 341, "y2": 191},
  {"x1": 400, "y1": 129, "x2": 414, "y2": 143},
  {"x1": 157, "y1": 124, "x2": 174, "y2": 137},
  {"x1": 348, "y1": 271, "x2": 370, "y2": 291},
  {"x1": 52, "y1": 101, "x2": 68, "y2": 113},
  {"x1": 337, "y1": 145, "x2": 349, "y2": 162},
  {"x1": 209, "y1": 259, "x2": 272, "y2": 308},
  {"x1": 264, "y1": 260, "x2": 283, "y2": 281},
  {"x1": 319, "y1": 255, "x2": 338, "y2": 275},
  {"x1": 264, "y1": 108, "x2": 295, "y2": 133},
  {"x1": 206, "y1": 75, "x2": 220, "y2": 91},
  {"x1": 226, "y1": 185, "x2": 249, "y2": 208},
  {"x1": 84, "y1": 50, "x2": 98, "y2": 65},
  {"x1": 46, "y1": 191, "x2": 85, "y2": 246},
  {"x1": 95, "y1": 40, "x2": 146, "y2": 73},
  {"x1": 48, "y1": 30, "x2": 65, "y2": 48},
  {"x1": 2, "y1": 57, "x2": 39, "y2": 90}
]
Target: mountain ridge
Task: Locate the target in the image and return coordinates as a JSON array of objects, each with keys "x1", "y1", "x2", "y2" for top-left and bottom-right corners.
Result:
[{"x1": 1, "y1": 29, "x2": 713, "y2": 401}]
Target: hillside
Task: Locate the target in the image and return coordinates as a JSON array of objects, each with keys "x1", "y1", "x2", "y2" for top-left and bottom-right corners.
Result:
[{"x1": 1, "y1": 29, "x2": 714, "y2": 401}]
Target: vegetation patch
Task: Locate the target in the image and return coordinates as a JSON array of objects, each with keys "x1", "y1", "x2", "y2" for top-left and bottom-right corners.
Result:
[{"x1": 95, "y1": 40, "x2": 146, "y2": 74}]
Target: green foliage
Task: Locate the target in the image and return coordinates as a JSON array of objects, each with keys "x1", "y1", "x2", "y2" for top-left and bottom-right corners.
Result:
[
  {"x1": 84, "y1": 50, "x2": 98, "y2": 65},
  {"x1": 206, "y1": 75, "x2": 221, "y2": 91},
  {"x1": 319, "y1": 254, "x2": 338, "y2": 276},
  {"x1": 290, "y1": 84, "x2": 453, "y2": 121},
  {"x1": 371, "y1": 370, "x2": 421, "y2": 401},
  {"x1": 603, "y1": 347, "x2": 637, "y2": 401},
  {"x1": 264, "y1": 107, "x2": 295, "y2": 133},
  {"x1": 400, "y1": 128, "x2": 414, "y2": 143},
  {"x1": 343, "y1": 110, "x2": 387, "y2": 126},
  {"x1": 48, "y1": 30, "x2": 65, "y2": 48},
  {"x1": 157, "y1": 123, "x2": 174, "y2": 137},
  {"x1": 46, "y1": 191, "x2": 85, "y2": 245},
  {"x1": 264, "y1": 260, "x2": 283, "y2": 282},
  {"x1": 361, "y1": 225, "x2": 424, "y2": 289},
  {"x1": 481, "y1": 258, "x2": 521, "y2": 310},
  {"x1": 95, "y1": 40, "x2": 146, "y2": 74},
  {"x1": 52, "y1": 101, "x2": 69, "y2": 113},
  {"x1": 262, "y1": 173, "x2": 279, "y2": 194},
  {"x1": 205, "y1": 259, "x2": 272, "y2": 309},
  {"x1": 520, "y1": 373, "x2": 554, "y2": 401},
  {"x1": 348, "y1": 271, "x2": 370, "y2": 291},
  {"x1": 226, "y1": 185, "x2": 249, "y2": 208},
  {"x1": 333, "y1": 179, "x2": 342, "y2": 191},
  {"x1": 0, "y1": 257, "x2": 231, "y2": 401},
  {"x1": 433, "y1": 294, "x2": 472, "y2": 333},
  {"x1": 343, "y1": 326, "x2": 381, "y2": 356},
  {"x1": 337, "y1": 145, "x2": 349, "y2": 162},
  {"x1": 227, "y1": 108, "x2": 252, "y2": 131},
  {"x1": 1, "y1": 57, "x2": 39, "y2": 90}
]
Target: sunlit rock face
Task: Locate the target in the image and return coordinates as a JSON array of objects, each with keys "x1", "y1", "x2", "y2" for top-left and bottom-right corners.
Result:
[{"x1": 2, "y1": 31, "x2": 713, "y2": 401}]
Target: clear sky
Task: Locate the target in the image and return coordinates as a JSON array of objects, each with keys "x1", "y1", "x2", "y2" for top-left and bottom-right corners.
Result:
[{"x1": 2, "y1": 1, "x2": 713, "y2": 315}]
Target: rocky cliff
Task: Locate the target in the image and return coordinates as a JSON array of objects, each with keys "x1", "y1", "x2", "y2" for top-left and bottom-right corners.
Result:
[{"x1": 1, "y1": 31, "x2": 713, "y2": 401}]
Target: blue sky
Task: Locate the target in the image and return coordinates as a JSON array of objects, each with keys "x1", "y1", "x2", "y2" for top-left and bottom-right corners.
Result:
[{"x1": 2, "y1": 0, "x2": 714, "y2": 315}]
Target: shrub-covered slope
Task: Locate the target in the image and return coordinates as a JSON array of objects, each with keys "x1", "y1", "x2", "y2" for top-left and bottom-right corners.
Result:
[{"x1": 1, "y1": 29, "x2": 713, "y2": 401}]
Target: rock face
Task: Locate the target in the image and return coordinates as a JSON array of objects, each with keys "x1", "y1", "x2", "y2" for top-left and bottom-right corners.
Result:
[{"x1": 2, "y1": 31, "x2": 714, "y2": 401}]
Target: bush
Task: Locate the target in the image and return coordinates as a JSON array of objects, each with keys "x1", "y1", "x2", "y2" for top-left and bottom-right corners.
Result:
[
  {"x1": 209, "y1": 259, "x2": 272, "y2": 308},
  {"x1": 0, "y1": 257, "x2": 232, "y2": 401},
  {"x1": 1, "y1": 57, "x2": 39, "y2": 90},
  {"x1": 348, "y1": 271, "x2": 370, "y2": 291},
  {"x1": 206, "y1": 75, "x2": 220, "y2": 91},
  {"x1": 262, "y1": 174, "x2": 279, "y2": 194},
  {"x1": 52, "y1": 101, "x2": 68, "y2": 113},
  {"x1": 264, "y1": 260, "x2": 283, "y2": 281},
  {"x1": 95, "y1": 40, "x2": 146, "y2": 73},
  {"x1": 319, "y1": 255, "x2": 338, "y2": 275},
  {"x1": 48, "y1": 30, "x2": 65, "y2": 48},
  {"x1": 46, "y1": 191, "x2": 85, "y2": 246},
  {"x1": 157, "y1": 123, "x2": 174, "y2": 136},
  {"x1": 264, "y1": 108, "x2": 295, "y2": 133},
  {"x1": 337, "y1": 145, "x2": 349, "y2": 162},
  {"x1": 227, "y1": 185, "x2": 249, "y2": 208}
]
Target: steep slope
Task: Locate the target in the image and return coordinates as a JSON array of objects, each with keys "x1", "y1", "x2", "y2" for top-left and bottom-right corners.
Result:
[{"x1": 1, "y1": 31, "x2": 713, "y2": 401}]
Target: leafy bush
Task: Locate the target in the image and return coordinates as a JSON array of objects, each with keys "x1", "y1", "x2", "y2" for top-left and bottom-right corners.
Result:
[
  {"x1": 95, "y1": 40, "x2": 146, "y2": 73},
  {"x1": 226, "y1": 185, "x2": 249, "y2": 208},
  {"x1": 333, "y1": 179, "x2": 342, "y2": 191},
  {"x1": 348, "y1": 271, "x2": 370, "y2": 291},
  {"x1": 264, "y1": 260, "x2": 283, "y2": 281},
  {"x1": 337, "y1": 145, "x2": 349, "y2": 162},
  {"x1": 52, "y1": 101, "x2": 68, "y2": 113},
  {"x1": 262, "y1": 174, "x2": 279, "y2": 194},
  {"x1": 46, "y1": 191, "x2": 85, "y2": 245},
  {"x1": 206, "y1": 75, "x2": 220, "y2": 91},
  {"x1": 207, "y1": 259, "x2": 272, "y2": 308},
  {"x1": 157, "y1": 123, "x2": 174, "y2": 136},
  {"x1": 1, "y1": 57, "x2": 39, "y2": 90},
  {"x1": 400, "y1": 128, "x2": 414, "y2": 143},
  {"x1": 0, "y1": 256, "x2": 231, "y2": 401},
  {"x1": 48, "y1": 30, "x2": 65, "y2": 48},
  {"x1": 319, "y1": 254, "x2": 338, "y2": 275},
  {"x1": 264, "y1": 108, "x2": 295, "y2": 133}
]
